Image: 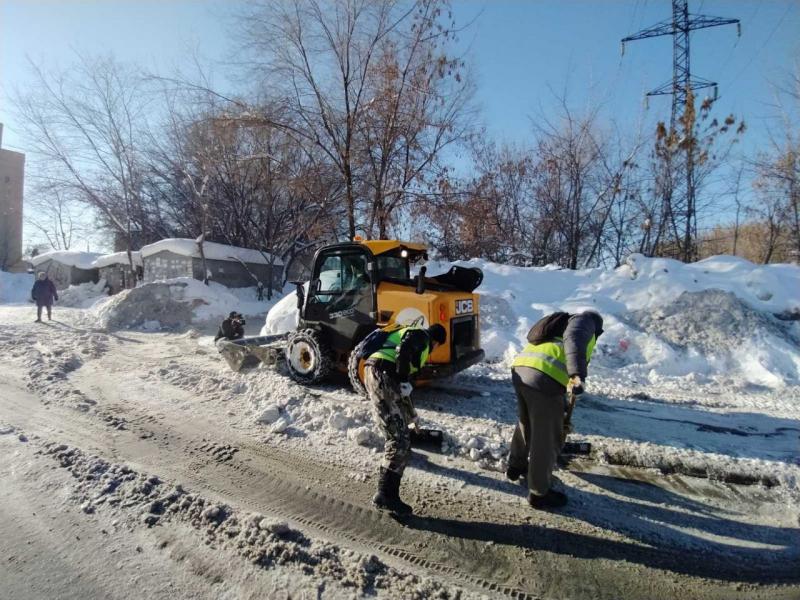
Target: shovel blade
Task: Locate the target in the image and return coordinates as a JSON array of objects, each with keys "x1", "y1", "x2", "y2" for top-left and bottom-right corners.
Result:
[
  {"x1": 562, "y1": 441, "x2": 592, "y2": 455},
  {"x1": 410, "y1": 428, "x2": 443, "y2": 451}
]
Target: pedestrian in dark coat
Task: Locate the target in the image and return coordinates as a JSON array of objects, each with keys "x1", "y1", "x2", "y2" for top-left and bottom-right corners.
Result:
[
  {"x1": 506, "y1": 310, "x2": 603, "y2": 509},
  {"x1": 31, "y1": 272, "x2": 58, "y2": 322}
]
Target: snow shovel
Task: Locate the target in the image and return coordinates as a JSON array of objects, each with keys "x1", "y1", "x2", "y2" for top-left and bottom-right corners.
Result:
[
  {"x1": 560, "y1": 391, "x2": 591, "y2": 456},
  {"x1": 409, "y1": 426, "x2": 443, "y2": 452}
]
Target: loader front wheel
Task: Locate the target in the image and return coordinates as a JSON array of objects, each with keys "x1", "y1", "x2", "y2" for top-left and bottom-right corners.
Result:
[
  {"x1": 285, "y1": 329, "x2": 333, "y2": 384},
  {"x1": 347, "y1": 336, "x2": 370, "y2": 398}
]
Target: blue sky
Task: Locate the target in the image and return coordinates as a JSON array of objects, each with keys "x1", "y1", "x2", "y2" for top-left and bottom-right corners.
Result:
[{"x1": 1, "y1": 0, "x2": 798, "y2": 246}]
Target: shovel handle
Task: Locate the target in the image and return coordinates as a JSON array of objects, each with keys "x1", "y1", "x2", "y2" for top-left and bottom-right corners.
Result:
[{"x1": 561, "y1": 392, "x2": 578, "y2": 446}]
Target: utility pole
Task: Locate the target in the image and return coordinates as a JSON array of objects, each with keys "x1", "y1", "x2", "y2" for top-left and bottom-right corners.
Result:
[{"x1": 622, "y1": 0, "x2": 739, "y2": 261}]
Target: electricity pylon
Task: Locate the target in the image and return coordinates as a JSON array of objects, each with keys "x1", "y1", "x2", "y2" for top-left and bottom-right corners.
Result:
[
  {"x1": 622, "y1": 0, "x2": 739, "y2": 128},
  {"x1": 622, "y1": 0, "x2": 739, "y2": 260}
]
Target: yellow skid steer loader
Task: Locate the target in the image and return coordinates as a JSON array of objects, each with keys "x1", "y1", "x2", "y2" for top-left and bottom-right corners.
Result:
[{"x1": 218, "y1": 239, "x2": 485, "y2": 393}]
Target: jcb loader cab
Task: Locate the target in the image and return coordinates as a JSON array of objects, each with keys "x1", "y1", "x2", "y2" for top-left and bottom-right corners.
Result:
[{"x1": 284, "y1": 239, "x2": 484, "y2": 391}]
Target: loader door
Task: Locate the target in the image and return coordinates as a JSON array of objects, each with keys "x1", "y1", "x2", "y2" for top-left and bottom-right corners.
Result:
[{"x1": 304, "y1": 248, "x2": 375, "y2": 354}]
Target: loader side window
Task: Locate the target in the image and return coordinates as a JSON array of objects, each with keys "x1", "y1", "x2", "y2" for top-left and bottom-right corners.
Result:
[{"x1": 376, "y1": 255, "x2": 409, "y2": 281}]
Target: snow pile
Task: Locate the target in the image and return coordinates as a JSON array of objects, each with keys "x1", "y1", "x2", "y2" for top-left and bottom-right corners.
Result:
[
  {"x1": 259, "y1": 253, "x2": 800, "y2": 388},
  {"x1": 91, "y1": 251, "x2": 143, "y2": 269},
  {"x1": 463, "y1": 254, "x2": 800, "y2": 388},
  {"x1": 141, "y1": 238, "x2": 282, "y2": 266},
  {"x1": 0, "y1": 270, "x2": 34, "y2": 304},
  {"x1": 629, "y1": 290, "x2": 800, "y2": 387},
  {"x1": 57, "y1": 279, "x2": 109, "y2": 309},
  {"x1": 88, "y1": 277, "x2": 282, "y2": 330},
  {"x1": 260, "y1": 285, "x2": 302, "y2": 335},
  {"x1": 30, "y1": 250, "x2": 102, "y2": 270}
]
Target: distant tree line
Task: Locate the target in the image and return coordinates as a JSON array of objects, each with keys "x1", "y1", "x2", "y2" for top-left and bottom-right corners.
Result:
[{"x1": 13, "y1": 0, "x2": 800, "y2": 275}]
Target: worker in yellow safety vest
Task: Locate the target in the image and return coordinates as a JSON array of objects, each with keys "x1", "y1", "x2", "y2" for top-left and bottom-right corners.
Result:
[
  {"x1": 364, "y1": 324, "x2": 447, "y2": 515},
  {"x1": 506, "y1": 311, "x2": 603, "y2": 509}
]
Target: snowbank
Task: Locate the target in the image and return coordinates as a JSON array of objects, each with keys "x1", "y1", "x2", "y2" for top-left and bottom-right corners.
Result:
[
  {"x1": 261, "y1": 254, "x2": 800, "y2": 388},
  {"x1": 141, "y1": 238, "x2": 282, "y2": 266},
  {"x1": 260, "y1": 284, "x2": 302, "y2": 335},
  {"x1": 0, "y1": 270, "x2": 34, "y2": 304},
  {"x1": 91, "y1": 251, "x2": 143, "y2": 269},
  {"x1": 474, "y1": 255, "x2": 800, "y2": 388},
  {"x1": 57, "y1": 279, "x2": 110, "y2": 309},
  {"x1": 30, "y1": 250, "x2": 102, "y2": 270},
  {"x1": 88, "y1": 277, "x2": 285, "y2": 331}
]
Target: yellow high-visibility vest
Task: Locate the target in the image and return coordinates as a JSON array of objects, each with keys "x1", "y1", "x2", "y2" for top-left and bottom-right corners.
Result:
[
  {"x1": 368, "y1": 327, "x2": 430, "y2": 375},
  {"x1": 511, "y1": 335, "x2": 596, "y2": 386}
]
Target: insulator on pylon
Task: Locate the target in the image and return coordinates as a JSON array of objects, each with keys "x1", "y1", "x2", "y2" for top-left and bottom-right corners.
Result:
[
  {"x1": 644, "y1": 96, "x2": 649, "y2": 110},
  {"x1": 621, "y1": 41, "x2": 625, "y2": 56},
  {"x1": 737, "y1": 23, "x2": 741, "y2": 37},
  {"x1": 713, "y1": 86, "x2": 719, "y2": 101}
]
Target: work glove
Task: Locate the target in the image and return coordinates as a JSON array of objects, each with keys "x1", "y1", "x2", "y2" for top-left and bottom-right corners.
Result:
[
  {"x1": 399, "y1": 382, "x2": 413, "y2": 398},
  {"x1": 567, "y1": 375, "x2": 584, "y2": 396}
]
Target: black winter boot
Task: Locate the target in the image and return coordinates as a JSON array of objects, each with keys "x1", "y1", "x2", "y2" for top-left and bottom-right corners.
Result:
[
  {"x1": 506, "y1": 464, "x2": 525, "y2": 481},
  {"x1": 372, "y1": 467, "x2": 413, "y2": 515},
  {"x1": 527, "y1": 489, "x2": 568, "y2": 510}
]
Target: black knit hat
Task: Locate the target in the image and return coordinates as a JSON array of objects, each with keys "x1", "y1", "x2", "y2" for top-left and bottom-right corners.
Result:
[
  {"x1": 427, "y1": 324, "x2": 447, "y2": 345},
  {"x1": 584, "y1": 310, "x2": 604, "y2": 337}
]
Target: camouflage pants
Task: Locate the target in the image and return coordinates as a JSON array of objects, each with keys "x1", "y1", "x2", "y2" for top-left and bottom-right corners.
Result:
[{"x1": 365, "y1": 365, "x2": 415, "y2": 475}]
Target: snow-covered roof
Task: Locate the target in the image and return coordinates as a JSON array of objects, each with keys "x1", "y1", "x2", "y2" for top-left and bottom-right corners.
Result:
[
  {"x1": 140, "y1": 238, "x2": 282, "y2": 266},
  {"x1": 91, "y1": 251, "x2": 143, "y2": 269},
  {"x1": 30, "y1": 250, "x2": 103, "y2": 270}
]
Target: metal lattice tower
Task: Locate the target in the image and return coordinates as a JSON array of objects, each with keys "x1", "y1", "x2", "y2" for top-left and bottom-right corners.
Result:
[
  {"x1": 621, "y1": 0, "x2": 739, "y2": 260},
  {"x1": 622, "y1": 0, "x2": 740, "y2": 128}
]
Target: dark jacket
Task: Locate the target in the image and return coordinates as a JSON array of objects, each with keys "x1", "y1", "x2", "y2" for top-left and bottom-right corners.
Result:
[
  {"x1": 366, "y1": 328, "x2": 433, "y2": 384},
  {"x1": 32, "y1": 278, "x2": 58, "y2": 306},
  {"x1": 395, "y1": 329, "x2": 432, "y2": 383},
  {"x1": 563, "y1": 311, "x2": 603, "y2": 380},
  {"x1": 214, "y1": 318, "x2": 245, "y2": 342}
]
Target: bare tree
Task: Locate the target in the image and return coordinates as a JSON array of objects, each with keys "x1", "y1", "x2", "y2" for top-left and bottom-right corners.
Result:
[
  {"x1": 145, "y1": 84, "x2": 342, "y2": 292},
  {"x1": 527, "y1": 101, "x2": 639, "y2": 269},
  {"x1": 751, "y1": 60, "x2": 800, "y2": 261},
  {"x1": 236, "y1": 0, "x2": 471, "y2": 240},
  {"x1": 357, "y1": 3, "x2": 473, "y2": 237},
  {"x1": 645, "y1": 92, "x2": 745, "y2": 261},
  {"x1": 24, "y1": 184, "x2": 86, "y2": 251},
  {"x1": 13, "y1": 54, "x2": 152, "y2": 277}
]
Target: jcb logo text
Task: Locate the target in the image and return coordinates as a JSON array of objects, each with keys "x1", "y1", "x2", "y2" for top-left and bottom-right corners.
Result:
[{"x1": 455, "y1": 299, "x2": 473, "y2": 315}]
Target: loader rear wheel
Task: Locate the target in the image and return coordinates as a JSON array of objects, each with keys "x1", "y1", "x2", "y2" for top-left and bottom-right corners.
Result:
[
  {"x1": 285, "y1": 329, "x2": 333, "y2": 384},
  {"x1": 347, "y1": 336, "x2": 370, "y2": 397}
]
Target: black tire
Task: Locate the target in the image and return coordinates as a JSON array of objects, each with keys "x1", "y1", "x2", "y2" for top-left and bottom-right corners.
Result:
[
  {"x1": 285, "y1": 328, "x2": 333, "y2": 384},
  {"x1": 347, "y1": 336, "x2": 370, "y2": 397}
]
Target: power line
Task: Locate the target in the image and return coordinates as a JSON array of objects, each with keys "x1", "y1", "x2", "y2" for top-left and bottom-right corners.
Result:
[
  {"x1": 717, "y1": 0, "x2": 761, "y2": 82},
  {"x1": 727, "y1": 1, "x2": 791, "y2": 90}
]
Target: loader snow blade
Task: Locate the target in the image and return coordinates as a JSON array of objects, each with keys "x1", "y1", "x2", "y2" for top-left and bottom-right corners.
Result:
[{"x1": 217, "y1": 334, "x2": 287, "y2": 372}]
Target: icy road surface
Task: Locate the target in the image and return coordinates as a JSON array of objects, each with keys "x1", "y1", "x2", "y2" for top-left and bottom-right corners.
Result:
[{"x1": 0, "y1": 304, "x2": 798, "y2": 599}]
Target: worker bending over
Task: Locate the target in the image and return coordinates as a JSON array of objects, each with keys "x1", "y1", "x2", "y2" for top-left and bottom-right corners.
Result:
[
  {"x1": 507, "y1": 310, "x2": 603, "y2": 509},
  {"x1": 364, "y1": 324, "x2": 447, "y2": 515}
]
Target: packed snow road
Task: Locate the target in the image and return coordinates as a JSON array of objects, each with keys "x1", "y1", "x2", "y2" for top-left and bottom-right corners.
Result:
[{"x1": 0, "y1": 304, "x2": 798, "y2": 599}]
